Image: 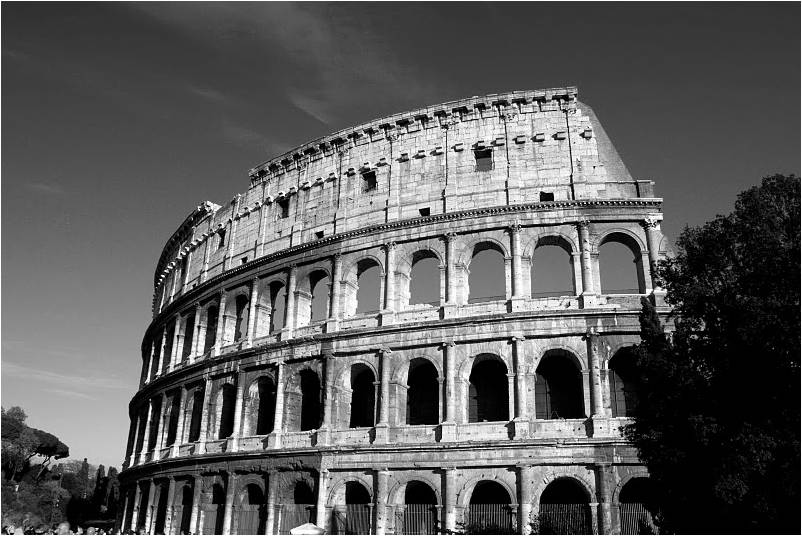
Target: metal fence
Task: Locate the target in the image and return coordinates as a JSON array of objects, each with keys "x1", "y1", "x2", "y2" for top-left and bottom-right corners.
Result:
[
  {"x1": 537, "y1": 503, "x2": 593, "y2": 535},
  {"x1": 619, "y1": 503, "x2": 658, "y2": 535},
  {"x1": 278, "y1": 504, "x2": 315, "y2": 535},
  {"x1": 397, "y1": 504, "x2": 438, "y2": 535},
  {"x1": 332, "y1": 504, "x2": 374, "y2": 535},
  {"x1": 464, "y1": 504, "x2": 516, "y2": 534}
]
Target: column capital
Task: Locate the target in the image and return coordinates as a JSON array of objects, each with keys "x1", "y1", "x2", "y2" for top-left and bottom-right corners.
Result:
[
  {"x1": 333, "y1": 252, "x2": 343, "y2": 261},
  {"x1": 378, "y1": 347, "x2": 393, "y2": 356},
  {"x1": 441, "y1": 341, "x2": 456, "y2": 349},
  {"x1": 510, "y1": 335, "x2": 525, "y2": 343},
  {"x1": 443, "y1": 231, "x2": 458, "y2": 242},
  {"x1": 382, "y1": 241, "x2": 397, "y2": 251},
  {"x1": 643, "y1": 215, "x2": 662, "y2": 229},
  {"x1": 194, "y1": 301, "x2": 202, "y2": 310},
  {"x1": 508, "y1": 223, "x2": 522, "y2": 235},
  {"x1": 577, "y1": 218, "x2": 591, "y2": 229},
  {"x1": 584, "y1": 328, "x2": 600, "y2": 340},
  {"x1": 288, "y1": 263, "x2": 298, "y2": 272},
  {"x1": 251, "y1": 275, "x2": 260, "y2": 285}
]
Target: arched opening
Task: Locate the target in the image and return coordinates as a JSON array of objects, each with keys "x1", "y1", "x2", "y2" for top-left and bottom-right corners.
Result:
[
  {"x1": 173, "y1": 483, "x2": 193, "y2": 535},
  {"x1": 538, "y1": 478, "x2": 592, "y2": 535},
  {"x1": 165, "y1": 394, "x2": 181, "y2": 446},
  {"x1": 204, "y1": 305, "x2": 218, "y2": 354},
  {"x1": 610, "y1": 347, "x2": 642, "y2": 418},
  {"x1": 281, "y1": 481, "x2": 316, "y2": 534},
  {"x1": 618, "y1": 478, "x2": 658, "y2": 535},
  {"x1": 217, "y1": 383, "x2": 236, "y2": 439},
  {"x1": 135, "y1": 406, "x2": 147, "y2": 454},
  {"x1": 349, "y1": 365, "x2": 376, "y2": 428},
  {"x1": 234, "y1": 294, "x2": 249, "y2": 342},
  {"x1": 237, "y1": 483, "x2": 266, "y2": 535},
  {"x1": 181, "y1": 312, "x2": 196, "y2": 362},
  {"x1": 136, "y1": 482, "x2": 150, "y2": 531},
  {"x1": 535, "y1": 351, "x2": 585, "y2": 419},
  {"x1": 402, "y1": 481, "x2": 438, "y2": 535},
  {"x1": 256, "y1": 377, "x2": 277, "y2": 435},
  {"x1": 468, "y1": 243, "x2": 506, "y2": 303},
  {"x1": 409, "y1": 252, "x2": 440, "y2": 306},
  {"x1": 300, "y1": 370, "x2": 322, "y2": 431},
  {"x1": 334, "y1": 482, "x2": 373, "y2": 535},
  {"x1": 147, "y1": 398, "x2": 162, "y2": 451},
  {"x1": 162, "y1": 322, "x2": 175, "y2": 374},
  {"x1": 468, "y1": 357, "x2": 509, "y2": 422},
  {"x1": 203, "y1": 483, "x2": 226, "y2": 535},
  {"x1": 153, "y1": 481, "x2": 169, "y2": 534},
  {"x1": 310, "y1": 271, "x2": 330, "y2": 323},
  {"x1": 187, "y1": 389, "x2": 204, "y2": 443},
  {"x1": 599, "y1": 234, "x2": 645, "y2": 294},
  {"x1": 531, "y1": 242, "x2": 574, "y2": 297},
  {"x1": 355, "y1": 260, "x2": 382, "y2": 315},
  {"x1": 467, "y1": 481, "x2": 514, "y2": 534},
  {"x1": 150, "y1": 331, "x2": 163, "y2": 381},
  {"x1": 406, "y1": 359, "x2": 439, "y2": 425},
  {"x1": 269, "y1": 282, "x2": 287, "y2": 333}
]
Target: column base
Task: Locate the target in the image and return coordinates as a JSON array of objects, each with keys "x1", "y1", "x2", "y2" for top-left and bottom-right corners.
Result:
[
  {"x1": 315, "y1": 426, "x2": 330, "y2": 446},
  {"x1": 278, "y1": 328, "x2": 293, "y2": 341},
  {"x1": 513, "y1": 418, "x2": 530, "y2": 439},
  {"x1": 442, "y1": 303, "x2": 458, "y2": 319},
  {"x1": 379, "y1": 310, "x2": 395, "y2": 326},
  {"x1": 439, "y1": 421, "x2": 457, "y2": 442},
  {"x1": 373, "y1": 423, "x2": 389, "y2": 444},
  {"x1": 325, "y1": 319, "x2": 339, "y2": 333},
  {"x1": 267, "y1": 432, "x2": 282, "y2": 448},
  {"x1": 226, "y1": 437, "x2": 238, "y2": 452},
  {"x1": 589, "y1": 416, "x2": 616, "y2": 437},
  {"x1": 510, "y1": 297, "x2": 528, "y2": 312},
  {"x1": 579, "y1": 293, "x2": 598, "y2": 308}
]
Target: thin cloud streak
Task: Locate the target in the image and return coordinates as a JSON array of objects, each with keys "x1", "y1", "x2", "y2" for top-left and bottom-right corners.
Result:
[
  {"x1": 24, "y1": 182, "x2": 65, "y2": 196},
  {"x1": 44, "y1": 388, "x2": 97, "y2": 401},
  {"x1": 3, "y1": 361, "x2": 131, "y2": 392}
]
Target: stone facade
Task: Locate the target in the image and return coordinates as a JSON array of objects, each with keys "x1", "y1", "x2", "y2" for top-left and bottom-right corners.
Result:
[{"x1": 119, "y1": 87, "x2": 670, "y2": 535}]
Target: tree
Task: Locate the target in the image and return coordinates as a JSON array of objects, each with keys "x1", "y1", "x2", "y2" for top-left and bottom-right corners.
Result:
[
  {"x1": 1, "y1": 407, "x2": 69, "y2": 482},
  {"x1": 625, "y1": 174, "x2": 800, "y2": 534}
]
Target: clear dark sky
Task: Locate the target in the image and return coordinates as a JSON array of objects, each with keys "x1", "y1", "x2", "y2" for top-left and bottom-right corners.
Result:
[{"x1": 2, "y1": 2, "x2": 799, "y2": 468}]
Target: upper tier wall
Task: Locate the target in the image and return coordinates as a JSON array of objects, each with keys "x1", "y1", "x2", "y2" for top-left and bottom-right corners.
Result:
[{"x1": 153, "y1": 88, "x2": 654, "y2": 315}]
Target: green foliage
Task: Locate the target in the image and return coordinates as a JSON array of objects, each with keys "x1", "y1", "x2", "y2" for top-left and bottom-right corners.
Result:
[
  {"x1": 625, "y1": 175, "x2": 800, "y2": 534},
  {"x1": 2, "y1": 407, "x2": 69, "y2": 482}
]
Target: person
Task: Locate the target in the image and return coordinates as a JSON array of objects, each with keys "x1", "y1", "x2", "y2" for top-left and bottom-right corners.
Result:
[{"x1": 55, "y1": 523, "x2": 70, "y2": 535}]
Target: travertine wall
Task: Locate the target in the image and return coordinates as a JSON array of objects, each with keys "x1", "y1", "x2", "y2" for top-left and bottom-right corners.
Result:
[{"x1": 120, "y1": 88, "x2": 669, "y2": 536}]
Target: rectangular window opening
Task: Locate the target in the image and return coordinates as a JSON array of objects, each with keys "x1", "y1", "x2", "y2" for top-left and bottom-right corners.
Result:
[
  {"x1": 418, "y1": 207, "x2": 430, "y2": 217},
  {"x1": 362, "y1": 170, "x2": 377, "y2": 192},
  {"x1": 241, "y1": 257, "x2": 248, "y2": 265},
  {"x1": 217, "y1": 230, "x2": 226, "y2": 249},
  {"x1": 279, "y1": 199, "x2": 290, "y2": 219},
  {"x1": 315, "y1": 230, "x2": 325, "y2": 239},
  {"x1": 474, "y1": 148, "x2": 493, "y2": 172},
  {"x1": 539, "y1": 191, "x2": 555, "y2": 202}
]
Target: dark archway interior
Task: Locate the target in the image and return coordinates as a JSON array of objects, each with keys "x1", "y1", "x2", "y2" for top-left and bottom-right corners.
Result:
[
  {"x1": 179, "y1": 484, "x2": 193, "y2": 534},
  {"x1": 165, "y1": 395, "x2": 181, "y2": 446},
  {"x1": 270, "y1": 282, "x2": 286, "y2": 332},
  {"x1": 599, "y1": 235, "x2": 643, "y2": 294},
  {"x1": 188, "y1": 389, "x2": 204, "y2": 442},
  {"x1": 147, "y1": 398, "x2": 162, "y2": 450},
  {"x1": 245, "y1": 483, "x2": 265, "y2": 505},
  {"x1": 218, "y1": 383, "x2": 236, "y2": 439},
  {"x1": 535, "y1": 351, "x2": 585, "y2": 419},
  {"x1": 204, "y1": 306, "x2": 218, "y2": 353},
  {"x1": 349, "y1": 365, "x2": 376, "y2": 428},
  {"x1": 407, "y1": 359, "x2": 439, "y2": 425},
  {"x1": 345, "y1": 482, "x2": 371, "y2": 504},
  {"x1": 355, "y1": 261, "x2": 381, "y2": 314},
  {"x1": 256, "y1": 377, "x2": 277, "y2": 435},
  {"x1": 609, "y1": 347, "x2": 641, "y2": 418},
  {"x1": 470, "y1": 481, "x2": 512, "y2": 504},
  {"x1": 531, "y1": 244, "x2": 574, "y2": 297},
  {"x1": 619, "y1": 478, "x2": 657, "y2": 508},
  {"x1": 234, "y1": 294, "x2": 249, "y2": 341},
  {"x1": 310, "y1": 271, "x2": 330, "y2": 322},
  {"x1": 410, "y1": 254, "x2": 440, "y2": 305},
  {"x1": 294, "y1": 481, "x2": 315, "y2": 504},
  {"x1": 211, "y1": 483, "x2": 225, "y2": 535},
  {"x1": 300, "y1": 370, "x2": 322, "y2": 431},
  {"x1": 405, "y1": 481, "x2": 437, "y2": 504},
  {"x1": 153, "y1": 483, "x2": 169, "y2": 533},
  {"x1": 540, "y1": 478, "x2": 589, "y2": 504},
  {"x1": 182, "y1": 312, "x2": 195, "y2": 361},
  {"x1": 469, "y1": 358, "x2": 509, "y2": 422}
]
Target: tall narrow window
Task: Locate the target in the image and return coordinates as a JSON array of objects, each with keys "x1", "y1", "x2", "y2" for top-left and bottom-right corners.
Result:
[
  {"x1": 204, "y1": 306, "x2": 218, "y2": 354},
  {"x1": 355, "y1": 261, "x2": 381, "y2": 314},
  {"x1": 187, "y1": 389, "x2": 204, "y2": 442},
  {"x1": 531, "y1": 243, "x2": 574, "y2": 298},
  {"x1": 535, "y1": 350, "x2": 585, "y2": 419},
  {"x1": 300, "y1": 370, "x2": 322, "y2": 431},
  {"x1": 256, "y1": 377, "x2": 276, "y2": 435},
  {"x1": 406, "y1": 359, "x2": 439, "y2": 425},
  {"x1": 468, "y1": 244, "x2": 506, "y2": 303},
  {"x1": 279, "y1": 199, "x2": 290, "y2": 219},
  {"x1": 181, "y1": 313, "x2": 195, "y2": 361},
  {"x1": 270, "y1": 282, "x2": 286, "y2": 333},
  {"x1": 218, "y1": 230, "x2": 226, "y2": 249},
  {"x1": 349, "y1": 365, "x2": 376, "y2": 428},
  {"x1": 217, "y1": 384, "x2": 236, "y2": 439},
  {"x1": 599, "y1": 234, "x2": 645, "y2": 294},
  {"x1": 468, "y1": 357, "x2": 509, "y2": 422},
  {"x1": 409, "y1": 253, "x2": 440, "y2": 306},
  {"x1": 310, "y1": 272, "x2": 330, "y2": 323}
]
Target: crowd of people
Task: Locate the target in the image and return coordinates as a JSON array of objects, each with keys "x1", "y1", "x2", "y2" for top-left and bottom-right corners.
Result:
[{"x1": 2, "y1": 523, "x2": 126, "y2": 535}]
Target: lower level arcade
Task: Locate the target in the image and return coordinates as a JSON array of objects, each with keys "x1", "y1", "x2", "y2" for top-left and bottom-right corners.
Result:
[{"x1": 120, "y1": 451, "x2": 659, "y2": 535}]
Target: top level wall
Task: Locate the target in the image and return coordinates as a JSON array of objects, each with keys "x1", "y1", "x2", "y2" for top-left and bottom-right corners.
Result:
[{"x1": 152, "y1": 87, "x2": 656, "y2": 315}]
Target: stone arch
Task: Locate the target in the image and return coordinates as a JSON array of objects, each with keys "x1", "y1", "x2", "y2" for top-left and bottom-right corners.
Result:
[
  {"x1": 534, "y1": 349, "x2": 586, "y2": 420},
  {"x1": 529, "y1": 234, "x2": 577, "y2": 298},
  {"x1": 530, "y1": 343, "x2": 586, "y2": 374},
  {"x1": 608, "y1": 345, "x2": 641, "y2": 418},
  {"x1": 296, "y1": 265, "x2": 332, "y2": 327},
  {"x1": 595, "y1": 228, "x2": 649, "y2": 294},
  {"x1": 465, "y1": 240, "x2": 509, "y2": 304},
  {"x1": 236, "y1": 475, "x2": 266, "y2": 501},
  {"x1": 215, "y1": 382, "x2": 237, "y2": 439},
  {"x1": 457, "y1": 473, "x2": 517, "y2": 508},
  {"x1": 457, "y1": 344, "x2": 513, "y2": 383},
  {"x1": 243, "y1": 375, "x2": 277, "y2": 436},
  {"x1": 223, "y1": 285, "x2": 251, "y2": 344},
  {"x1": 611, "y1": 470, "x2": 652, "y2": 506},
  {"x1": 284, "y1": 367, "x2": 322, "y2": 432},
  {"x1": 184, "y1": 386, "x2": 205, "y2": 443},
  {"x1": 457, "y1": 236, "x2": 510, "y2": 265},
  {"x1": 327, "y1": 474, "x2": 375, "y2": 505},
  {"x1": 391, "y1": 354, "x2": 443, "y2": 385},
  {"x1": 405, "y1": 357, "x2": 441, "y2": 425},
  {"x1": 467, "y1": 354, "x2": 509, "y2": 423},
  {"x1": 523, "y1": 232, "x2": 577, "y2": 258},
  {"x1": 349, "y1": 363, "x2": 376, "y2": 428},
  {"x1": 171, "y1": 479, "x2": 194, "y2": 535},
  {"x1": 343, "y1": 256, "x2": 384, "y2": 317},
  {"x1": 202, "y1": 302, "x2": 219, "y2": 354},
  {"x1": 532, "y1": 470, "x2": 595, "y2": 507},
  {"x1": 401, "y1": 249, "x2": 444, "y2": 307},
  {"x1": 536, "y1": 475, "x2": 594, "y2": 535},
  {"x1": 256, "y1": 277, "x2": 287, "y2": 336},
  {"x1": 388, "y1": 475, "x2": 442, "y2": 506}
]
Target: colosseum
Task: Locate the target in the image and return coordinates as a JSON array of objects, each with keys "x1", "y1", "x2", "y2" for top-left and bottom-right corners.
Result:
[{"x1": 119, "y1": 87, "x2": 670, "y2": 535}]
